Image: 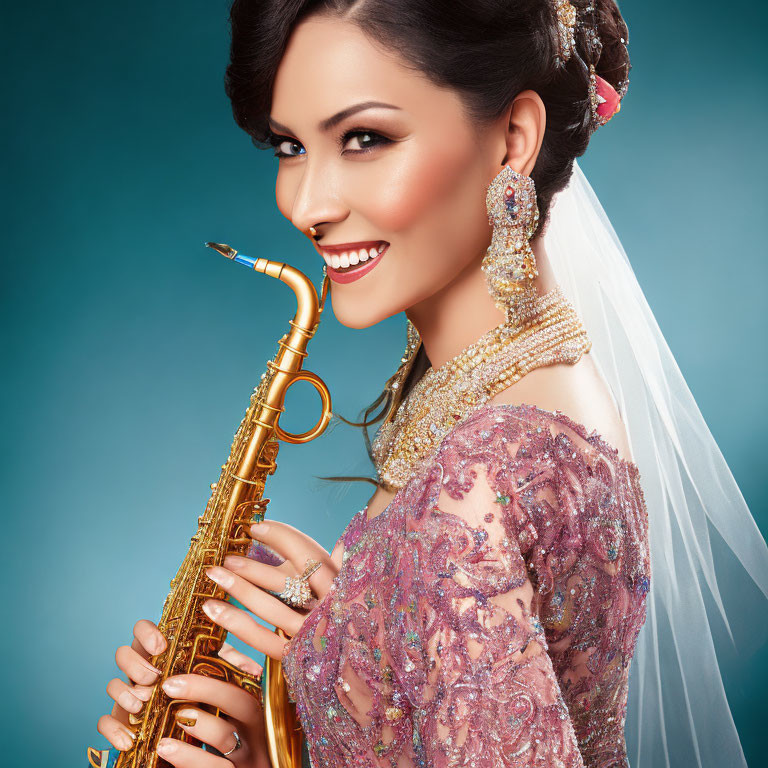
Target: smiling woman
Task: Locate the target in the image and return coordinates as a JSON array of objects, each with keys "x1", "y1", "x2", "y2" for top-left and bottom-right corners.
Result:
[
  {"x1": 85, "y1": 1, "x2": 768, "y2": 767},
  {"x1": 260, "y1": 15, "x2": 512, "y2": 333}
]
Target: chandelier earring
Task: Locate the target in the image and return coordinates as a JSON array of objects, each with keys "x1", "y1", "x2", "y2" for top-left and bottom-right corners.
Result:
[{"x1": 481, "y1": 165, "x2": 540, "y2": 317}]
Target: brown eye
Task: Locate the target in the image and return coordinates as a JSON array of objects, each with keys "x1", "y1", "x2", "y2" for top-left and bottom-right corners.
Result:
[{"x1": 339, "y1": 129, "x2": 392, "y2": 154}]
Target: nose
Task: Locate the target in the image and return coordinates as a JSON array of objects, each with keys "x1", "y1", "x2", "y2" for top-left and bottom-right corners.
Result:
[{"x1": 290, "y1": 160, "x2": 348, "y2": 238}]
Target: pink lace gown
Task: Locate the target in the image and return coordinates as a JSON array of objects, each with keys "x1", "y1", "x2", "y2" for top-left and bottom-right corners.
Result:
[{"x1": 278, "y1": 403, "x2": 651, "y2": 768}]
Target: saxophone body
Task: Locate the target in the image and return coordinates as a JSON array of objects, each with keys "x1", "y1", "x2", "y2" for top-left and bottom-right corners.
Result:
[{"x1": 88, "y1": 244, "x2": 331, "y2": 768}]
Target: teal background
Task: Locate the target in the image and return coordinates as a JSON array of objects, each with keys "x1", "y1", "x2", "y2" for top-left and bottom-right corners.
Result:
[{"x1": 2, "y1": 1, "x2": 766, "y2": 765}]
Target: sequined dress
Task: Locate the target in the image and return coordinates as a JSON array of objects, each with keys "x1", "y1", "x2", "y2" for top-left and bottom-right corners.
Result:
[{"x1": 280, "y1": 402, "x2": 651, "y2": 768}]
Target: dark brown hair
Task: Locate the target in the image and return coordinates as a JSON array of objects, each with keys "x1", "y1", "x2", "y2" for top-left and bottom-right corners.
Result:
[{"x1": 224, "y1": 0, "x2": 630, "y2": 485}]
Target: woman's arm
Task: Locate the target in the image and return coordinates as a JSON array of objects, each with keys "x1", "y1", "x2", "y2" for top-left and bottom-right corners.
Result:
[{"x1": 402, "y1": 443, "x2": 585, "y2": 767}]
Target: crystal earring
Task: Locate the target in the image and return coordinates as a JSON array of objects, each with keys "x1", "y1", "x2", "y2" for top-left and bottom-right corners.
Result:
[{"x1": 481, "y1": 165, "x2": 540, "y2": 316}]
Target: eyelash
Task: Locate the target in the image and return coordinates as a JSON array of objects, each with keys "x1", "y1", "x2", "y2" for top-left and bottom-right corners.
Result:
[{"x1": 268, "y1": 128, "x2": 392, "y2": 158}]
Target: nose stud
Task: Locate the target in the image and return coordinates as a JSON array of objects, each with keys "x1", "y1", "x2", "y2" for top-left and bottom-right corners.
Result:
[{"x1": 309, "y1": 226, "x2": 318, "y2": 239}]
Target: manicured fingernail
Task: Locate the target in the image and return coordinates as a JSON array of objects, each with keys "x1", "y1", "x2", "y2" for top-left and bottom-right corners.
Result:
[
  {"x1": 149, "y1": 633, "x2": 165, "y2": 654},
  {"x1": 132, "y1": 685, "x2": 153, "y2": 702},
  {"x1": 223, "y1": 555, "x2": 245, "y2": 570},
  {"x1": 118, "y1": 690, "x2": 141, "y2": 713},
  {"x1": 115, "y1": 732, "x2": 133, "y2": 751},
  {"x1": 140, "y1": 657, "x2": 162, "y2": 674},
  {"x1": 175, "y1": 708, "x2": 198, "y2": 727},
  {"x1": 206, "y1": 566, "x2": 234, "y2": 588},
  {"x1": 162, "y1": 677, "x2": 186, "y2": 696},
  {"x1": 157, "y1": 738, "x2": 176, "y2": 757},
  {"x1": 203, "y1": 600, "x2": 225, "y2": 620},
  {"x1": 251, "y1": 521, "x2": 270, "y2": 535}
]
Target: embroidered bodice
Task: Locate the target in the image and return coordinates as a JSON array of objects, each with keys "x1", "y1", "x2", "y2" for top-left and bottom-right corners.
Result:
[{"x1": 280, "y1": 402, "x2": 651, "y2": 768}]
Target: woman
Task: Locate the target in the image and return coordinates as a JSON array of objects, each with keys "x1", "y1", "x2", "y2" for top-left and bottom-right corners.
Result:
[{"x1": 91, "y1": 1, "x2": 768, "y2": 767}]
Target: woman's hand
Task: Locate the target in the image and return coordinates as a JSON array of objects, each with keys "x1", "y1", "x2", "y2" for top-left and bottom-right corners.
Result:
[
  {"x1": 97, "y1": 618, "x2": 166, "y2": 752},
  {"x1": 202, "y1": 520, "x2": 340, "y2": 662},
  {"x1": 157, "y1": 667, "x2": 269, "y2": 767},
  {"x1": 97, "y1": 619, "x2": 271, "y2": 767}
]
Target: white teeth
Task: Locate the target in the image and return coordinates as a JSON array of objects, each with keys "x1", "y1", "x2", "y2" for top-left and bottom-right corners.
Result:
[{"x1": 321, "y1": 243, "x2": 386, "y2": 270}]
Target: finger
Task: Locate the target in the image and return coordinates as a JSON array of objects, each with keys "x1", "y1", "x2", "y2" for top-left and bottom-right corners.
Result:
[
  {"x1": 115, "y1": 645, "x2": 162, "y2": 686},
  {"x1": 249, "y1": 520, "x2": 337, "y2": 596},
  {"x1": 106, "y1": 678, "x2": 151, "y2": 715},
  {"x1": 202, "y1": 599, "x2": 290, "y2": 660},
  {"x1": 205, "y1": 567, "x2": 306, "y2": 635},
  {"x1": 97, "y1": 713, "x2": 136, "y2": 752},
  {"x1": 174, "y1": 707, "x2": 249, "y2": 759},
  {"x1": 109, "y1": 683, "x2": 154, "y2": 726},
  {"x1": 223, "y1": 555, "x2": 296, "y2": 593},
  {"x1": 219, "y1": 642, "x2": 264, "y2": 677},
  {"x1": 131, "y1": 619, "x2": 167, "y2": 659},
  {"x1": 162, "y1": 673, "x2": 263, "y2": 723},
  {"x1": 156, "y1": 737, "x2": 232, "y2": 768}
]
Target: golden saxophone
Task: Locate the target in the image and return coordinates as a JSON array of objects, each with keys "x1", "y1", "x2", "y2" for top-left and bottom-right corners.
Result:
[{"x1": 87, "y1": 242, "x2": 332, "y2": 768}]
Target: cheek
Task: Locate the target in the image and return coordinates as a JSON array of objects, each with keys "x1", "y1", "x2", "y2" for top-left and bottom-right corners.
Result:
[
  {"x1": 370, "y1": 142, "x2": 491, "y2": 295},
  {"x1": 366, "y1": 143, "x2": 482, "y2": 233}
]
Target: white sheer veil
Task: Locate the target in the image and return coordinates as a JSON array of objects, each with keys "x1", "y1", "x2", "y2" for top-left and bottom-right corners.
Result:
[{"x1": 543, "y1": 160, "x2": 768, "y2": 767}]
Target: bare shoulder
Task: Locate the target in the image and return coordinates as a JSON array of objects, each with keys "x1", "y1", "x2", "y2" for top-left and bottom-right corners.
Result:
[{"x1": 487, "y1": 353, "x2": 634, "y2": 464}]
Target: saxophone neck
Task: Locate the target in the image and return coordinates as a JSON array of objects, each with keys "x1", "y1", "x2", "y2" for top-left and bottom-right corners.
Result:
[{"x1": 205, "y1": 242, "x2": 327, "y2": 339}]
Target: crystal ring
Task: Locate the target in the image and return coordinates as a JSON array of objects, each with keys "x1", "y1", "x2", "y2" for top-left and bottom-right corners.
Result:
[{"x1": 276, "y1": 559, "x2": 321, "y2": 608}]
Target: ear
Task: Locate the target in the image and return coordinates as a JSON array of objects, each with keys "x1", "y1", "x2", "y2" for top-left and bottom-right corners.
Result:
[{"x1": 500, "y1": 90, "x2": 546, "y2": 177}]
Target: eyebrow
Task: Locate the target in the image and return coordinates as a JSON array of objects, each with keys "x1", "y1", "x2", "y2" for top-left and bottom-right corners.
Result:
[{"x1": 268, "y1": 101, "x2": 402, "y2": 135}]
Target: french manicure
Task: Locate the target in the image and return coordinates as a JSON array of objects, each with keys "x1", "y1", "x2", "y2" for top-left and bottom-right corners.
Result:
[
  {"x1": 223, "y1": 555, "x2": 245, "y2": 571},
  {"x1": 132, "y1": 685, "x2": 153, "y2": 702},
  {"x1": 115, "y1": 732, "x2": 133, "y2": 751},
  {"x1": 157, "y1": 738, "x2": 177, "y2": 757},
  {"x1": 118, "y1": 690, "x2": 141, "y2": 713},
  {"x1": 162, "y1": 677, "x2": 186, "y2": 697},
  {"x1": 139, "y1": 657, "x2": 162, "y2": 675},
  {"x1": 206, "y1": 566, "x2": 235, "y2": 588},
  {"x1": 149, "y1": 633, "x2": 165, "y2": 654},
  {"x1": 203, "y1": 600, "x2": 225, "y2": 620}
]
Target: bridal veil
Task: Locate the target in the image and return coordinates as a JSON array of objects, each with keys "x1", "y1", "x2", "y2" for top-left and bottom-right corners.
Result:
[{"x1": 543, "y1": 160, "x2": 768, "y2": 767}]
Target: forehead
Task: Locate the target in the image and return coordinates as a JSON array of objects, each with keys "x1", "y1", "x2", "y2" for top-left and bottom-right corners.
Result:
[{"x1": 271, "y1": 14, "x2": 464, "y2": 128}]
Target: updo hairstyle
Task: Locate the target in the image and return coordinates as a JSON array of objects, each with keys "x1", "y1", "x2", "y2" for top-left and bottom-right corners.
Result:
[{"x1": 224, "y1": 0, "x2": 631, "y2": 236}]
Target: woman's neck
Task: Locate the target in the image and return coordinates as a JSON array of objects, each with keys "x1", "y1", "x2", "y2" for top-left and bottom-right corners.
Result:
[{"x1": 406, "y1": 236, "x2": 556, "y2": 369}]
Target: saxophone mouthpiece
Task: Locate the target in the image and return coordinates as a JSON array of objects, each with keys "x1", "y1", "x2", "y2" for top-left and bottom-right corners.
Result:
[
  {"x1": 205, "y1": 241, "x2": 237, "y2": 260},
  {"x1": 205, "y1": 241, "x2": 260, "y2": 270}
]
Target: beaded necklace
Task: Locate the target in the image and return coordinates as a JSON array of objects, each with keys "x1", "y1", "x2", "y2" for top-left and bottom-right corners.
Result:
[{"x1": 371, "y1": 286, "x2": 591, "y2": 490}]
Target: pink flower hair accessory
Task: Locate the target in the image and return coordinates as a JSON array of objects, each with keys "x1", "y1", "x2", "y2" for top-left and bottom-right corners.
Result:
[{"x1": 589, "y1": 64, "x2": 622, "y2": 128}]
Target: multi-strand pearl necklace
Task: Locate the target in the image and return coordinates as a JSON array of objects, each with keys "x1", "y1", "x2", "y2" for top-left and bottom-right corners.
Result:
[{"x1": 371, "y1": 286, "x2": 591, "y2": 490}]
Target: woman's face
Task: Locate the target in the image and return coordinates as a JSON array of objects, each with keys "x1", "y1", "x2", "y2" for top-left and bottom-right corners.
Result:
[{"x1": 269, "y1": 14, "x2": 501, "y2": 329}]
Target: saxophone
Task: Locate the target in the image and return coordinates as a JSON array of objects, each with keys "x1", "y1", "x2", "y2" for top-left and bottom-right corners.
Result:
[{"x1": 87, "y1": 242, "x2": 332, "y2": 768}]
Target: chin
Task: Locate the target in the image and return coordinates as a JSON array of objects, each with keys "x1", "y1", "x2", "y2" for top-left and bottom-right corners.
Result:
[{"x1": 330, "y1": 292, "x2": 398, "y2": 330}]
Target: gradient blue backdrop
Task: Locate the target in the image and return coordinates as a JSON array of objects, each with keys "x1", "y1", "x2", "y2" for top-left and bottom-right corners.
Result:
[{"x1": 2, "y1": 1, "x2": 766, "y2": 765}]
